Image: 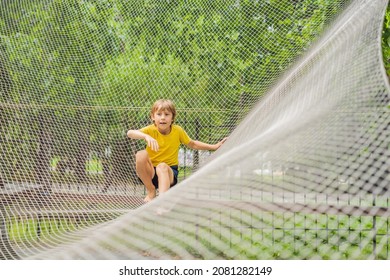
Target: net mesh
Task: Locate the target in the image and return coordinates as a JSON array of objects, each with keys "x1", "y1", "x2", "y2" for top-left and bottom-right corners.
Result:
[{"x1": 0, "y1": 0, "x2": 389, "y2": 259}]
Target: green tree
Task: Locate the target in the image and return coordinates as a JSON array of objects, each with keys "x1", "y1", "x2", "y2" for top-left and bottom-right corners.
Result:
[
  {"x1": 0, "y1": 0, "x2": 355, "y2": 186},
  {"x1": 382, "y1": 4, "x2": 390, "y2": 81}
]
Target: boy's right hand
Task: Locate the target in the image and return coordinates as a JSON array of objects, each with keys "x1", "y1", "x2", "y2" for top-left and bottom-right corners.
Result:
[{"x1": 144, "y1": 135, "x2": 159, "y2": 151}]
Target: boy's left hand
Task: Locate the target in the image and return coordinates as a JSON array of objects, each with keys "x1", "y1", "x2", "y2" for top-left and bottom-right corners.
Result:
[{"x1": 216, "y1": 137, "x2": 228, "y2": 149}]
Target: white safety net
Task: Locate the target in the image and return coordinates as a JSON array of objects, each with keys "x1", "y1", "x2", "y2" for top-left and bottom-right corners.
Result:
[{"x1": 0, "y1": 0, "x2": 389, "y2": 259}]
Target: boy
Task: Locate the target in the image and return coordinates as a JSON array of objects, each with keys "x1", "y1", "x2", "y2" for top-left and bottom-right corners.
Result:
[{"x1": 127, "y1": 99, "x2": 227, "y2": 202}]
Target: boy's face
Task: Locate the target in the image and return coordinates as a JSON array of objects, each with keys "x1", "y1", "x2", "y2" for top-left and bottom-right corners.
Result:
[{"x1": 151, "y1": 109, "x2": 173, "y2": 134}]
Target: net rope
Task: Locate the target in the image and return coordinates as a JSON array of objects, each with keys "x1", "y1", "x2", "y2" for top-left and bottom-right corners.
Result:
[{"x1": 0, "y1": 0, "x2": 389, "y2": 259}]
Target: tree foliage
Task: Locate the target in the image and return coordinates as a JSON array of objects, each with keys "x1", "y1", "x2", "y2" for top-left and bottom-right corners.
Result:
[
  {"x1": 0, "y1": 0, "x2": 364, "y2": 184},
  {"x1": 382, "y1": 3, "x2": 390, "y2": 80}
]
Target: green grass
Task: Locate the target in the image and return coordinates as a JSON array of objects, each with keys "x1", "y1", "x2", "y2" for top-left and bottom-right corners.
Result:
[
  {"x1": 8, "y1": 218, "x2": 79, "y2": 244},
  {"x1": 5, "y1": 202, "x2": 389, "y2": 259},
  {"x1": 178, "y1": 166, "x2": 193, "y2": 180},
  {"x1": 192, "y1": 211, "x2": 390, "y2": 259},
  {"x1": 6, "y1": 212, "x2": 119, "y2": 246},
  {"x1": 51, "y1": 156, "x2": 103, "y2": 173}
]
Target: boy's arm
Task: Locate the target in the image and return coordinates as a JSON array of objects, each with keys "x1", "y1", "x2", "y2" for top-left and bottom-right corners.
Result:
[
  {"x1": 127, "y1": 129, "x2": 159, "y2": 152},
  {"x1": 186, "y1": 137, "x2": 228, "y2": 151}
]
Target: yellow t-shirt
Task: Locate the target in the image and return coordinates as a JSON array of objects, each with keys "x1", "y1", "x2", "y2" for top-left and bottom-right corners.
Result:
[{"x1": 140, "y1": 124, "x2": 191, "y2": 167}]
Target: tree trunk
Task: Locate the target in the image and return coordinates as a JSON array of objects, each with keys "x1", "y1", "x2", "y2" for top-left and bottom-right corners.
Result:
[
  {"x1": 35, "y1": 112, "x2": 52, "y2": 194},
  {"x1": 74, "y1": 111, "x2": 89, "y2": 182}
]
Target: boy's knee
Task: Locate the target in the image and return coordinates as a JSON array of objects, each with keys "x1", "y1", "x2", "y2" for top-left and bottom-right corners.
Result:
[
  {"x1": 136, "y1": 150, "x2": 148, "y2": 162},
  {"x1": 156, "y1": 163, "x2": 169, "y2": 174}
]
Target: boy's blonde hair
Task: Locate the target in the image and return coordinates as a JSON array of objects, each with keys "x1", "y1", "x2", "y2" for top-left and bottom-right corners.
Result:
[{"x1": 150, "y1": 99, "x2": 177, "y2": 123}]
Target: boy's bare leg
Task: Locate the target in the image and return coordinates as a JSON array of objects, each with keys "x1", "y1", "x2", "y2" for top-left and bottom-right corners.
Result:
[
  {"x1": 136, "y1": 150, "x2": 156, "y2": 202},
  {"x1": 155, "y1": 163, "x2": 174, "y2": 215},
  {"x1": 156, "y1": 163, "x2": 174, "y2": 194}
]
